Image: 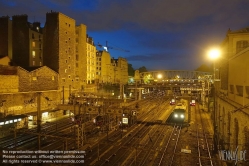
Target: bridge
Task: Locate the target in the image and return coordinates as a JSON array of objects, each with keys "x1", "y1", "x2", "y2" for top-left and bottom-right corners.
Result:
[
  {"x1": 139, "y1": 70, "x2": 212, "y2": 82},
  {"x1": 128, "y1": 70, "x2": 213, "y2": 100}
]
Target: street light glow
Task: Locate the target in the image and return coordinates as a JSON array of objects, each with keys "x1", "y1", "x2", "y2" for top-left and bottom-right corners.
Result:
[
  {"x1": 157, "y1": 74, "x2": 162, "y2": 79},
  {"x1": 208, "y1": 48, "x2": 221, "y2": 60}
]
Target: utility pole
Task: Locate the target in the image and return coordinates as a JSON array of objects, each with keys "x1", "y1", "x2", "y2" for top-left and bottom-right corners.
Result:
[{"x1": 37, "y1": 92, "x2": 42, "y2": 150}]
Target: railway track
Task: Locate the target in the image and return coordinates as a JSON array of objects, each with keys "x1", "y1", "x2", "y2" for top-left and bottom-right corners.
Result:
[
  {"x1": 152, "y1": 123, "x2": 182, "y2": 166},
  {"x1": 196, "y1": 103, "x2": 216, "y2": 166}
]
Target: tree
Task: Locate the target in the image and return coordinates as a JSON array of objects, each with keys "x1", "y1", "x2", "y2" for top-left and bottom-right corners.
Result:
[
  {"x1": 138, "y1": 66, "x2": 147, "y2": 73},
  {"x1": 128, "y1": 63, "x2": 135, "y2": 76}
]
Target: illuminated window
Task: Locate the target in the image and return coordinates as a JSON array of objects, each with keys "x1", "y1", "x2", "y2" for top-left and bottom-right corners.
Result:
[
  {"x1": 32, "y1": 77, "x2": 37, "y2": 80},
  {"x1": 5, "y1": 121, "x2": 9, "y2": 124},
  {"x1": 52, "y1": 76, "x2": 55, "y2": 80},
  {"x1": 10, "y1": 120, "x2": 13, "y2": 123},
  {"x1": 18, "y1": 118, "x2": 21, "y2": 121},
  {"x1": 0, "y1": 122, "x2": 4, "y2": 125},
  {"x1": 32, "y1": 42, "x2": 35, "y2": 47},
  {"x1": 32, "y1": 51, "x2": 35, "y2": 58},
  {"x1": 14, "y1": 119, "x2": 17, "y2": 122},
  {"x1": 65, "y1": 69, "x2": 67, "y2": 73}
]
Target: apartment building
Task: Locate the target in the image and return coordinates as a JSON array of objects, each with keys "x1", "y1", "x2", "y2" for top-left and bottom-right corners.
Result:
[
  {"x1": 86, "y1": 35, "x2": 96, "y2": 84},
  {"x1": 75, "y1": 24, "x2": 87, "y2": 90},
  {"x1": 43, "y1": 11, "x2": 76, "y2": 98},
  {"x1": 0, "y1": 15, "x2": 43, "y2": 67}
]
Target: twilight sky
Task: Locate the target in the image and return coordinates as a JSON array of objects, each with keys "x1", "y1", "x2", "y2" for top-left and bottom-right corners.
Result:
[{"x1": 1, "y1": 0, "x2": 249, "y2": 70}]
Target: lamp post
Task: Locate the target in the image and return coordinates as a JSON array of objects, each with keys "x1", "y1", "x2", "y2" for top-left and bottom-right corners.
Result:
[{"x1": 208, "y1": 48, "x2": 221, "y2": 153}]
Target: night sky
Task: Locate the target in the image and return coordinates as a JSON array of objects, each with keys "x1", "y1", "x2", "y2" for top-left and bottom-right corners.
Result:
[{"x1": 1, "y1": 0, "x2": 249, "y2": 70}]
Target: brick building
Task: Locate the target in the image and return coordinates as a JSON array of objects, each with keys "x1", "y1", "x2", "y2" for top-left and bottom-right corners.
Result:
[
  {"x1": 43, "y1": 11, "x2": 76, "y2": 99},
  {"x1": 215, "y1": 27, "x2": 249, "y2": 154},
  {"x1": 75, "y1": 24, "x2": 87, "y2": 90}
]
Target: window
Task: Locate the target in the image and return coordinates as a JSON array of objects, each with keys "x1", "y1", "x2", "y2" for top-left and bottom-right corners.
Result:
[
  {"x1": 32, "y1": 51, "x2": 35, "y2": 58},
  {"x1": 68, "y1": 65, "x2": 71, "y2": 69},
  {"x1": 52, "y1": 76, "x2": 55, "y2": 80},
  {"x1": 68, "y1": 75, "x2": 71, "y2": 78},
  {"x1": 33, "y1": 61, "x2": 35, "y2": 66},
  {"x1": 76, "y1": 63, "x2": 78, "y2": 68},
  {"x1": 65, "y1": 69, "x2": 67, "y2": 73},
  {"x1": 65, "y1": 60, "x2": 67, "y2": 63},
  {"x1": 32, "y1": 33, "x2": 34, "y2": 39},
  {"x1": 32, "y1": 76, "x2": 37, "y2": 80},
  {"x1": 76, "y1": 54, "x2": 79, "y2": 61},
  {"x1": 62, "y1": 78, "x2": 65, "y2": 82},
  {"x1": 39, "y1": 62, "x2": 42, "y2": 66},
  {"x1": 32, "y1": 42, "x2": 35, "y2": 47},
  {"x1": 236, "y1": 85, "x2": 243, "y2": 96},
  {"x1": 236, "y1": 40, "x2": 249, "y2": 53}
]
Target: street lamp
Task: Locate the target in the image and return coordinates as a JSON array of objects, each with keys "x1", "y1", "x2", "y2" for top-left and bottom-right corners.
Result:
[
  {"x1": 207, "y1": 48, "x2": 221, "y2": 153},
  {"x1": 157, "y1": 74, "x2": 162, "y2": 79},
  {"x1": 208, "y1": 48, "x2": 221, "y2": 80}
]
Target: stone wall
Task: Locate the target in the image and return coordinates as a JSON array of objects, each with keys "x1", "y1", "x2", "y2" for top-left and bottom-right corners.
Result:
[
  {"x1": 0, "y1": 75, "x2": 18, "y2": 93},
  {"x1": 0, "y1": 90, "x2": 61, "y2": 117},
  {"x1": 216, "y1": 97, "x2": 249, "y2": 152},
  {"x1": 17, "y1": 66, "x2": 59, "y2": 92}
]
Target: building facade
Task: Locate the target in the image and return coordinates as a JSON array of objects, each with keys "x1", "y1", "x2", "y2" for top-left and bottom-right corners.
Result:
[
  {"x1": 215, "y1": 27, "x2": 249, "y2": 155},
  {"x1": 12, "y1": 15, "x2": 43, "y2": 67},
  {"x1": 75, "y1": 24, "x2": 87, "y2": 90},
  {"x1": 86, "y1": 35, "x2": 96, "y2": 84},
  {"x1": 0, "y1": 16, "x2": 12, "y2": 59},
  {"x1": 43, "y1": 11, "x2": 76, "y2": 98}
]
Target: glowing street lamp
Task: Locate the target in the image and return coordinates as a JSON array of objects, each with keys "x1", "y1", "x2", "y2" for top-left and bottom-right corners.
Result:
[
  {"x1": 208, "y1": 48, "x2": 221, "y2": 80},
  {"x1": 157, "y1": 74, "x2": 162, "y2": 79},
  {"x1": 208, "y1": 48, "x2": 221, "y2": 60},
  {"x1": 207, "y1": 48, "x2": 221, "y2": 153}
]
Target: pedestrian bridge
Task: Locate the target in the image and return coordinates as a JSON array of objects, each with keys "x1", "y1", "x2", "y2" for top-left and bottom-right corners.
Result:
[{"x1": 139, "y1": 70, "x2": 212, "y2": 82}]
